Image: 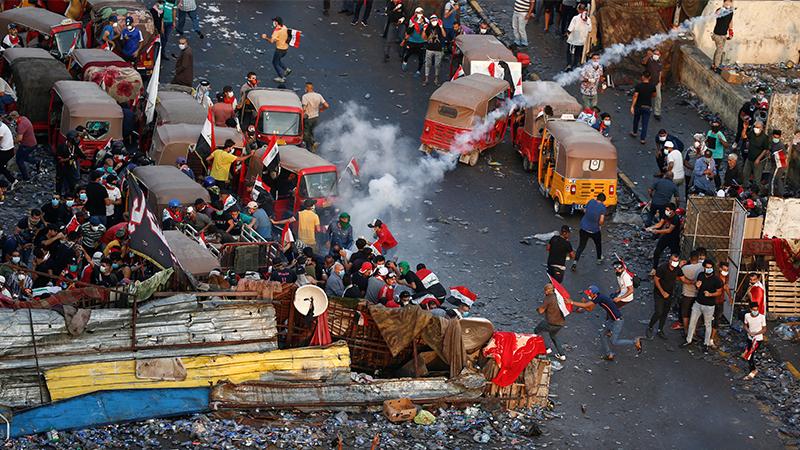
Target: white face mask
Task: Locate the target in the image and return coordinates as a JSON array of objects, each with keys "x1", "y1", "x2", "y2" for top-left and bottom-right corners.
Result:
[
  {"x1": 592, "y1": 61, "x2": 600, "y2": 68},
  {"x1": 721, "y1": 270, "x2": 729, "y2": 276},
  {"x1": 431, "y1": 20, "x2": 439, "y2": 26},
  {"x1": 753, "y1": 128, "x2": 762, "y2": 135},
  {"x1": 750, "y1": 310, "x2": 758, "y2": 317},
  {"x1": 704, "y1": 267, "x2": 714, "y2": 274},
  {"x1": 670, "y1": 260, "x2": 679, "y2": 268},
  {"x1": 652, "y1": 54, "x2": 660, "y2": 61},
  {"x1": 772, "y1": 138, "x2": 780, "y2": 144},
  {"x1": 273, "y1": 22, "x2": 278, "y2": 28},
  {"x1": 479, "y1": 28, "x2": 488, "y2": 34},
  {"x1": 659, "y1": 135, "x2": 667, "y2": 142},
  {"x1": 17, "y1": 274, "x2": 25, "y2": 281},
  {"x1": 127, "y1": 25, "x2": 134, "y2": 31},
  {"x1": 11, "y1": 256, "x2": 20, "y2": 264},
  {"x1": 603, "y1": 120, "x2": 611, "y2": 126},
  {"x1": 664, "y1": 149, "x2": 670, "y2": 155},
  {"x1": 178, "y1": 43, "x2": 186, "y2": 50},
  {"x1": 694, "y1": 141, "x2": 701, "y2": 148}
]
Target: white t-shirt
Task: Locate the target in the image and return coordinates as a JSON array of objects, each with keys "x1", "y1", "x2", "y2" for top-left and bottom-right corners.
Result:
[
  {"x1": 744, "y1": 313, "x2": 766, "y2": 341},
  {"x1": 667, "y1": 149, "x2": 685, "y2": 180},
  {"x1": 567, "y1": 15, "x2": 591, "y2": 46},
  {"x1": 301, "y1": 92, "x2": 327, "y2": 119},
  {"x1": 616, "y1": 271, "x2": 634, "y2": 303},
  {"x1": 0, "y1": 122, "x2": 13, "y2": 151},
  {"x1": 105, "y1": 185, "x2": 121, "y2": 217}
]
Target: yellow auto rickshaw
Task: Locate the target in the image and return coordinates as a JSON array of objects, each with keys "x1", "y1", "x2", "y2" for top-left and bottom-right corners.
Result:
[{"x1": 537, "y1": 120, "x2": 618, "y2": 215}]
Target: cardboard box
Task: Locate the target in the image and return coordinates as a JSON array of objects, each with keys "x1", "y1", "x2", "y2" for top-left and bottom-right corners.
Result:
[{"x1": 720, "y1": 69, "x2": 751, "y2": 85}]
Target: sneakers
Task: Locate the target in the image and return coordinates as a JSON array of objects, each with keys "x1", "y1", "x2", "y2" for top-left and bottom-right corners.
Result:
[
  {"x1": 634, "y1": 337, "x2": 642, "y2": 353},
  {"x1": 284, "y1": 68, "x2": 292, "y2": 77},
  {"x1": 596, "y1": 256, "x2": 604, "y2": 265},
  {"x1": 743, "y1": 370, "x2": 758, "y2": 380},
  {"x1": 361, "y1": 21, "x2": 368, "y2": 26},
  {"x1": 657, "y1": 330, "x2": 667, "y2": 340},
  {"x1": 645, "y1": 328, "x2": 653, "y2": 340},
  {"x1": 196, "y1": 30, "x2": 205, "y2": 39},
  {"x1": 414, "y1": 70, "x2": 421, "y2": 78},
  {"x1": 702, "y1": 344, "x2": 709, "y2": 354},
  {"x1": 273, "y1": 76, "x2": 286, "y2": 83},
  {"x1": 679, "y1": 341, "x2": 691, "y2": 348},
  {"x1": 554, "y1": 353, "x2": 567, "y2": 361},
  {"x1": 350, "y1": 20, "x2": 358, "y2": 26},
  {"x1": 649, "y1": 268, "x2": 656, "y2": 277}
]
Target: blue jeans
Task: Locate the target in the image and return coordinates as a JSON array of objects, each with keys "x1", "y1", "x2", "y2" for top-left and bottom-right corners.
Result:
[
  {"x1": 632, "y1": 105, "x2": 651, "y2": 140},
  {"x1": 162, "y1": 22, "x2": 173, "y2": 55},
  {"x1": 272, "y1": 49, "x2": 288, "y2": 77},
  {"x1": 600, "y1": 318, "x2": 636, "y2": 357},
  {"x1": 15, "y1": 144, "x2": 34, "y2": 180},
  {"x1": 177, "y1": 9, "x2": 200, "y2": 33}
]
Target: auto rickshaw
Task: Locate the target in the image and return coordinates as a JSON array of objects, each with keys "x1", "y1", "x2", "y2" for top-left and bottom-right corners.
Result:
[
  {"x1": 49, "y1": 80, "x2": 122, "y2": 165},
  {"x1": 163, "y1": 230, "x2": 219, "y2": 278},
  {"x1": 67, "y1": 48, "x2": 143, "y2": 105},
  {"x1": 537, "y1": 120, "x2": 618, "y2": 215},
  {"x1": 0, "y1": 46, "x2": 51, "y2": 81},
  {"x1": 11, "y1": 55, "x2": 70, "y2": 134},
  {"x1": 149, "y1": 123, "x2": 244, "y2": 180},
  {"x1": 84, "y1": 0, "x2": 159, "y2": 76},
  {"x1": 513, "y1": 81, "x2": 582, "y2": 172},
  {"x1": 451, "y1": 34, "x2": 522, "y2": 96},
  {"x1": 239, "y1": 87, "x2": 303, "y2": 146},
  {"x1": 131, "y1": 165, "x2": 210, "y2": 216},
  {"x1": 245, "y1": 145, "x2": 338, "y2": 221},
  {"x1": 0, "y1": 8, "x2": 83, "y2": 60},
  {"x1": 420, "y1": 73, "x2": 510, "y2": 166},
  {"x1": 154, "y1": 90, "x2": 206, "y2": 126},
  {"x1": 1, "y1": 1, "x2": 70, "y2": 14}
]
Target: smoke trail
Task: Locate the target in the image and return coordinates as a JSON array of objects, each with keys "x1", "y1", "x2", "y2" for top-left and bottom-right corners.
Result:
[
  {"x1": 317, "y1": 103, "x2": 458, "y2": 246},
  {"x1": 553, "y1": 9, "x2": 732, "y2": 86}
]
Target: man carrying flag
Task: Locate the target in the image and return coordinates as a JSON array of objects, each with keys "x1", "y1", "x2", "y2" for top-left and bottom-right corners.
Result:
[
  {"x1": 535, "y1": 281, "x2": 572, "y2": 361},
  {"x1": 345, "y1": 157, "x2": 360, "y2": 178}
]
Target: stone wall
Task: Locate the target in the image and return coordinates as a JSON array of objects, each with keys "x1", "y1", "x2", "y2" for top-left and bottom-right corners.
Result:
[{"x1": 691, "y1": 0, "x2": 800, "y2": 65}]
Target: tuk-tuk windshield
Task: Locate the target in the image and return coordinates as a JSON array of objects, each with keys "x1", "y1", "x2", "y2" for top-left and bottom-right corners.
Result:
[
  {"x1": 54, "y1": 29, "x2": 81, "y2": 56},
  {"x1": 259, "y1": 111, "x2": 300, "y2": 136},
  {"x1": 300, "y1": 171, "x2": 337, "y2": 199}
]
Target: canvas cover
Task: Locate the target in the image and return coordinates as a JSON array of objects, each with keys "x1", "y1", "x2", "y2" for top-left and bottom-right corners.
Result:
[
  {"x1": 0, "y1": 8, "x2": 77, "y2": 34},
  {"x1": 163, "y1": 230, "x2": 219, "y2": 276},
  {"x1": 132, "y1": 165, "x2": 209, "y2": 214},
  {"x1": 278, "y1": 145, "x2": 336, "y2": 174},
  {"x1": 2, "y1": 47, "x2": 53, "y2": 65},
  {"x1": 426, "y1": 74, "x2": 508, "y2": 128},
  {"x1": 83, "y1": 64, "x2": 143, "y2": 104},
  {"x1": 53, "y1": 80, "x2": 123, "y2": 136},
  {"x1": 456, "y1": 35, "x2": 517, "y2": 71},
  {"x1": 12, "y1": 58, "x2": 70, "y2": 123},
  {"x1": 246, "y1": 88, "x2": 302, "y2": 110},
  {"x1": 151, "y1": 124, "x2": 243, "y2": 165},
  {"x1": 546, "y1": 121, "x2": 618, "y2": 179},
  {"x1": 155, "y1": 91, "x2": 206, "y2": 125},
  {"x1": 522, "y1": 81, "x2": 583, "y2": 135},
  {"x1": 72, "y1": 48, "x2": 126, "y2": 68},
  {"x1": 762, "y1": 198, "x2": 800, "y2": 239}
]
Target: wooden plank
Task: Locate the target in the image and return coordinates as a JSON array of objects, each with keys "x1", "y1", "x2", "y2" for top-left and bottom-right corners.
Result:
[{"x1": 45, "y1": 343, "x2": 351, "y2": 401}]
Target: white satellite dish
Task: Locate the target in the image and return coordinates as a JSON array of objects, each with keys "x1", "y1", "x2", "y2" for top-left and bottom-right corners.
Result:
[{"x1": 293, "y1": 285, "x2": 329, "y2": 318}]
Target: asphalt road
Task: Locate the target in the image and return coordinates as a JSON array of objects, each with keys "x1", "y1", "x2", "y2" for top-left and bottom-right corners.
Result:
[{"x1": 166, "y1": 1, "x2": 783, "y2": 447}]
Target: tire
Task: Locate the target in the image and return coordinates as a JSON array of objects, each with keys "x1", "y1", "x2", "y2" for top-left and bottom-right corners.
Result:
[
  {"x1": 522, "y1": 157, "x2": 531, "y2": 171},
  {"x1": 553, "y1": 199, "x2": 567, "y2": 215}
]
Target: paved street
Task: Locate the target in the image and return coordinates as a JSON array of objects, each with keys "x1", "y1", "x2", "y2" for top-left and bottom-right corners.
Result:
[{"x1": 165, "y1": 1, "x2": 782, "y2": 447}]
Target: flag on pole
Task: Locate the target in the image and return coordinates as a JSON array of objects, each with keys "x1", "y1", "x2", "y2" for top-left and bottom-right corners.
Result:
[
  {"x1": 261, "y1": 137, "x2": 279, "y2": 168},
  {"x1": 252, "y1": 175, "x2": 271, "y2": 200},
  {"x1": 287, "y1": 29, "x2": 302, "y2": 48},
  {"x1": 144, "y1": 37, "x2": 162, "y2": 123},
  {"x1": 67, "y1": 33, "x2": 78, "y2": 55},
  {"x1": 451, "y1": 65, "x2": 465, "y2": 81},
  {"x1": 194, "y1": 108, "x2": 216, "y2": 158},
  {"x1": 345, "y1": 157, "x2": 360, "y2": 177},
  {"x1": 547, "y1": 274, "x2": 573, "y2": 318}
]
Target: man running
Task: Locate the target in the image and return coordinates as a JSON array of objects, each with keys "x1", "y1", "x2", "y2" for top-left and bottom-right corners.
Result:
[
  {"x1": 569, "y1": 285, "x2": 642, "y2": 361},
  {"x1": 535, "y1": 283, "x2": 567, "y2": 361},
  {"x1": 546, "y1": 225, "x2": 575, "y2": 283}
]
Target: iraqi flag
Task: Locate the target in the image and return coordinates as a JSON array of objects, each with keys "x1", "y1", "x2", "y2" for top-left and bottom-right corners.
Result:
[
  {"x1": 547, "y1": 274, "x2": 573, "y2": 318},
  {"x1": 280, "y1": 225, "x2": 294, "y2": 249},
  {"x1": 195, "y1": 108, "x2": 216, "y2": 158},
  {"x1": 345, "y1": 157, "x2": 359, "y2": 177},
  {"x1": 144, "y1": 41, "x2": 162, "y2": 123},
  {"x1": 451, "y1": 65, "x2": 465, "y2": 81},
  {"x1": 65, "y1": 215, "x2": 80, "y2": 234},
  {"x1": 774, "y1": 149, "x2": 788, "y2": 169},
  {"x1": 287, "y1": 29, "x2": 302, "y2": 48},
  {"x1": 252, "y1": 175, "x2": 271, "y2": 200},
  {"x1": 450, "y1": 286, "x2": 477, "y2": 306}
]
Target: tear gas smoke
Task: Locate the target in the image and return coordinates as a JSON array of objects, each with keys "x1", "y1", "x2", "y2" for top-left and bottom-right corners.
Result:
[{"x1": 317, "y1": 103, "x2": 458, "y2": 247}]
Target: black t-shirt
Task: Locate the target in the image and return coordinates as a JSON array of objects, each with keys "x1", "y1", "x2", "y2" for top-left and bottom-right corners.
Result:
[
  {"x1": 85, "y1": 182, "x2": 109, "y2": 217},
  {"x1": 423, "y1": 25, "x2": 444, "y2": 51},
  {"x1": 660, "y1": 215, "x2": 681, "y2": 242},
  {"x1": 696, "y1": 272, "x2": 723, "y2": 306},
  {"x1": 41, "y1": 203, "x2": 70, "y2": 226},
  {"x1": 634, "y1": 82, "x2": 656, "y2": 108},
  {"x1": 713, "y1": 10, "x2": 733, "y2": 36},
  {"x1": 654, "y1": 263, "x2": 679, "y2": 294},
  {"x1": 403, "y1": 271, "x2": 426, "y2": 294},
  {"x1": 547, "y1": 235, "x2": 573, "y2": 266},
  {"x1": 269, "y1": 268, "x2": 297, "y2": 284},
  {"x1": 645, "y1": 59, "x2": 662, "y2": 84},
  {"x1": 212, "y1": 211, "x2": 231, "y2": 232}
]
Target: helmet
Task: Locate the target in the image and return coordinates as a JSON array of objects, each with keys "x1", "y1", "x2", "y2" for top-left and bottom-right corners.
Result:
[
  {"x1": 202, "y1": 176, "x2": 216, "y2": 188},
  {"x1": 168, "y1": 199, "x2": 181, "y2": 208},
  {"x1": 176, "y1": 156, "x2": 188, "y2": 165}
]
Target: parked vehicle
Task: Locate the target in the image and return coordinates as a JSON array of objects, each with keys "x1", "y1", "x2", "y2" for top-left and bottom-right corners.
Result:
[
  {"x1": 131, "y1": 165, "x2": 210, "y2": 215},
  {"x1": 239, "y1": 87, "x2": 303, "y2": 146},
  {"x1": 154, "y1": 90, "x2": 206, "y2": 126},
  {"x1": 420, "y1": 73, "x2": 510, "y2": 166},
  {"x1": 84, "y1": 0, "x2": 159, "y2": 76},
  {"x1": 49, "y1": 80, "x2": 122, "y2": 165},
  {"x1": 0, "y1": 7, "x2": 83, "y2": 60},
  {"x1": 536, "y1": 120, "x2": 618, "y2": 215},
  {"x1": 451, "y1": 34, "x2": 521, "y2": 96},
  {"x1": 149, "y1": 123, "x2": 244, "y2": 180},
  {"x1": 513, "y1": 81, "x2": 582, "y2": 171},
  {"x1": 11, "y1": 54, "x2": 70, "y2": 134},
  {"x1": 68, "y1": 48, "x2": 143, "y2": 105},
  {"x1": 0, "y1": 0, "x2": 69, "y2": 14}
]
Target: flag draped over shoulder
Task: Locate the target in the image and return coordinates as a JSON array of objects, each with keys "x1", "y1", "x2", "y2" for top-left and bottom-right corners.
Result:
[{"x1": 547, "y1": 274, "x2": 573, "y2": 318}]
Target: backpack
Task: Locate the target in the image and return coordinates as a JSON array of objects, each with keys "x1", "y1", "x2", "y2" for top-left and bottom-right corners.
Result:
[{"x1": 627, "y1": 268, "x2": 641, "y2": 288}]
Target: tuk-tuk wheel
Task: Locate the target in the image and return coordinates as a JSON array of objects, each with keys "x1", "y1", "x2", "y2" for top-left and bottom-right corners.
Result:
[
  {"x1": 522, "y1": 158, "x2": 532, "y2": 172},
  {"x1": 553, "y1": 199, "x2": 567, "y2": 215}
]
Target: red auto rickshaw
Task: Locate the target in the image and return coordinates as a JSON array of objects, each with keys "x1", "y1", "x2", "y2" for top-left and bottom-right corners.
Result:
[
  {"x1": 513, "y1": 81, "x2": 582, "y2": 172},
  {"x1": 420, "y1": 73, "x2": 510, "y2": 166},
  {"x1": 84, "y1": 0, "x2": 160, "y2": 77},
  {"x1": 0, "y1": 1, "x2": 69, "y2": 14},
  {"x1": 239, "y1": 87, "x2": 304, "y2": 146},
  {"x1": 0, "y1": 7, "x2": 83, "y2": 60}
]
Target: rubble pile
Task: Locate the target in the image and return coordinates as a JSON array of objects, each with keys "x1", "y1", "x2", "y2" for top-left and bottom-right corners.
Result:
[{"x1": 8, "y1": 407, "x2": 550, "y2": 450}]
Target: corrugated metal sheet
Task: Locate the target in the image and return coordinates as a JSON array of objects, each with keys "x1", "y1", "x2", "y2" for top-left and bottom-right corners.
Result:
[
  {"x1": 45, "y1": 344, "x2": 351, "y2": 401},
  {"x1": 0, "y1": 294, "x2": 278, "y2": 408}
]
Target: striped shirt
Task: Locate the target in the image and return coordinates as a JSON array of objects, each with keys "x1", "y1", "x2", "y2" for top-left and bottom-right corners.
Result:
[{"x1": 514, "y1": 0, "x2": 532, "y2": 13}]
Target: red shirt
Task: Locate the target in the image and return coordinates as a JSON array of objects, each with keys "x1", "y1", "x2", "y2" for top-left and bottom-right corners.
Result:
[
  {"x1": 16, "y1": 116, "x2": 36, "y2": 147},
  {"x1": 374, "y1": 224, "x2": 397, "y2": 253}
]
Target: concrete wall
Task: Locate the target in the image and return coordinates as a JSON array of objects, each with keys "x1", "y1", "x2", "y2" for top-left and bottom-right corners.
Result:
[
  {"x1": 673, "y1": 45, "x2": 750, "y2": 130},
  {"x1": 691, "y1": 0, "x2": 800, "y2": 65}
]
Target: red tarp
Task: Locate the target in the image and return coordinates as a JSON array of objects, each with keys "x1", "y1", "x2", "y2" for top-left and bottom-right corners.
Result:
[
  {"x1": 482, "y1": 331, "x2": 547, "y2": 387},
  {"x1": 772, "y1": 238, "x2": 800, "y2": 283}
]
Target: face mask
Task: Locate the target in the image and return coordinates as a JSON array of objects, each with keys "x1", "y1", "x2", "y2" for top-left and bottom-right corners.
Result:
[
  {"x1": 11, "y1": 256, "x2": 20, "y2": 264},
  {"x1": 462, "y1": 311, "x2": 472, "y2": 318},
  {"x1": 694, "y1": 141, "x2": 701, "y2": 148},
  {"x1": 79, "y1": 193, "x2": 88, "y2": 202},
  {"x1": 69, "y1": 264, "x2": 78, "y2": 272},
  {"x1": 664, "y1": 210, "x2": 673, "y2": 217},
  {"x1": 66, "y1": 200, "x2": 75, "y2": 207},
  {"x1": 91, "y1": 225, "x2": 100, "y2": 231},
  {"x1": 127, "y1": 25, "x2": 134, "y2": 31},
  {"x1": 773, "y1": 138, "x2": 780, "y2": 144},
  {"x1": 101, "y1": 266, "x2": 110, "y2": 274},
  {"x1": 592, "y1": 61, "x2": 600, "y2": 68},
  {"x1": 603, "y1": 120, "x2": 611, "y2": 126},
  {"x1": 112, "y1": 22, "x2": 118, "y2": 27},
  {"x1": 704, "y1": 267, "x2": 713, "y2": 274},
  {"x1": 337, "y1": 270, "x2": 345, "y2": 277},
  {"x1": 580, "y1": 12, "x2": 588, "y2": 19},
  {"x1": 30, "y1": 218, "x2": 40, "y2": 225},
  {"x1": 272, "y1": 22, "x2": 278, "y2": 27},
  {"x1": 664, "y1": 149, "x2": 670, "y2": 155},
  {"x1": 112, "y1": 263, "x2": 120, "y2": 269},
  {"x1": 479, "y1": 28, "x2": 488, "y2": 34},
  {"x1": 652, "y1": 54, "x2": 660, "y2": 61},
  {"x1": 751, "y1": 310, "x2": 758, "y2": 317},
  {"x1": 698, "y1": 259, "x2": 705, "y2": 265},
  {"x1": 431, "y1": 20, "x2": 439, "y2": 26},
  {"x1": 226, "y1": 92, "x2": 233, "y2": 97},
  {"x1": 721, "y1": 270, "x2": 729, "y2": 276},
  {"x1": 670, "y1": 260, "x2": 679, "y2": 268},
  {"x1": 753, "y1": 128, "x2": 762, "y2": 135},
  {"x1": 51, "y1": 199, "x2": 60, "y2": 207},
  {"x1": 659, "y1": 136, "x2": 667, "y2": 142},
  {"x1": 17, "y1": 274, "x2": 25, "y2": 281}
]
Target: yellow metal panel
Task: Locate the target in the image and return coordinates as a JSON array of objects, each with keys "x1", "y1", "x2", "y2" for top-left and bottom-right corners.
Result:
[{"x1": 45, "y1": 345, "x2": 351, "y2": 401}]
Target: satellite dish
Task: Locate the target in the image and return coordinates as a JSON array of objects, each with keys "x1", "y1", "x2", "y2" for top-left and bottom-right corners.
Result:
[{"x1": 293, "y1": 285, "x2": 329, "y2": 318}]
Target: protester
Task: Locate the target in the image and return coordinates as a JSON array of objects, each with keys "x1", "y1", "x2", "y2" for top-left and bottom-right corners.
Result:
[
  {"x1": 0, "y1": 118, "x2": 16, "y2": 190},
  {"x1": 171, "y1": 37, "x2": 193, "y2": 87},
  {"x1": 383, "y1": 0, "x2": 406, "y2": 63},
  {"x1": 579, "y1": 53, "x2": 603, "y2": 108},
  {"x1": 565, "y1": 4, "x2": 590, "y2": 70},
  {"x1": 422, "y1": 15, "x2": 445, "y2": 86},
  {"x1": 710, "y1": 261, "x2": 731, "y2": 346},
  {"x1": 546, "y1": 225, "x2": 575, "y2": 283},
  {"x1": 629, "y1": 71, "x2": 656, "y2": 144},
  {"x1": 206, "y1": 140, "x2": 252, "y2": 188},
  {"x1": 568, "y1": 285, "x2": 642, "y2": 361},
  {"x1": 511, "y1": 0, "x2": 534, "y2": 48},
  {"x1": 741, "y1": 120, "x2": 770, "y2": 188},
  {"x1": 678, "y1": 250, "x2": 702, "y2": 333},
  {"x1": 261, "y1": 17, "x2": 291, "y2": 83},
  {"x1": 710, "y1": 0, "x2": 734, "y2": 73},
  {"x1": 402, "y1": 8, "x2": 427, "y2": 76},
  {"x1": 647, "y1": 253, "x2": 680, "y2": 339},
  {"x1": 692, "y1": 149, "x2": 717, "y2": 196},
  {"x1": 442, "y1": 0, "x2": 459, "y2": 50},
  {"x1": 647, "y1": 202, "x2": 681, "y2": 275},
  {"x1": 2, "y1": 23, "x2": 21, "y2": 50},
  {"x1": 722, "y1": 153, "x2": 742, "y2": 187},
  {"x1": 368, "y1": 219, "x2": 397, "y2": 258},
  {"x1": 705, "y1": 117, "x2": 729, "y2": 177},
  {"x1": 611, "y1": 260, "x2": 634, "y2": 306},
  {"x1": 176, "y1": 0, "x2": 204, "y2": 39},
  {"x1": 572, "y1": 193, "x2": 605, "y2": 270},
  {"x1": 535, "y1": 283, "x2": 567, "y2": 361},
  {"x1": 301, "y1": 82, "x2": 329, "y2": 151},
  {"x1": 742, "y1": 301, "x2": 765, "y2": 380},
  {"x1": 9, "y1": 112, "x2": 35, "y2": 183},
  {"x1": 297, "y1": 199, "x2": 321, "y2": 251},
  {"x1": 120, "y1": 17, "x2": 144, "y2": 62},
  {"x1": 642, "y1": 48, "x2": 663, "y2": 120},
  {"x1": 680, "y1": 259, "x2": 722, "y2": 354},
  {"x1": 351, "y1": 0, "x2": 374, "y2": 26},
  {"x1": 327, "y1": 212, "x2": 353, "y2": 251}
]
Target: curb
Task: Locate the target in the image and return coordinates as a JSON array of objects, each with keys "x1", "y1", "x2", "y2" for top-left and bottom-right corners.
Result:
[
  {"x1": 787, "y1": 361, "x2": 800, "y2": 380},
  {"x1": 617, "y1": 170, "x2": 648, "y2": 204},
  {"x1": 467, "y1": 0, "x2": 504, "y2": 36}
]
